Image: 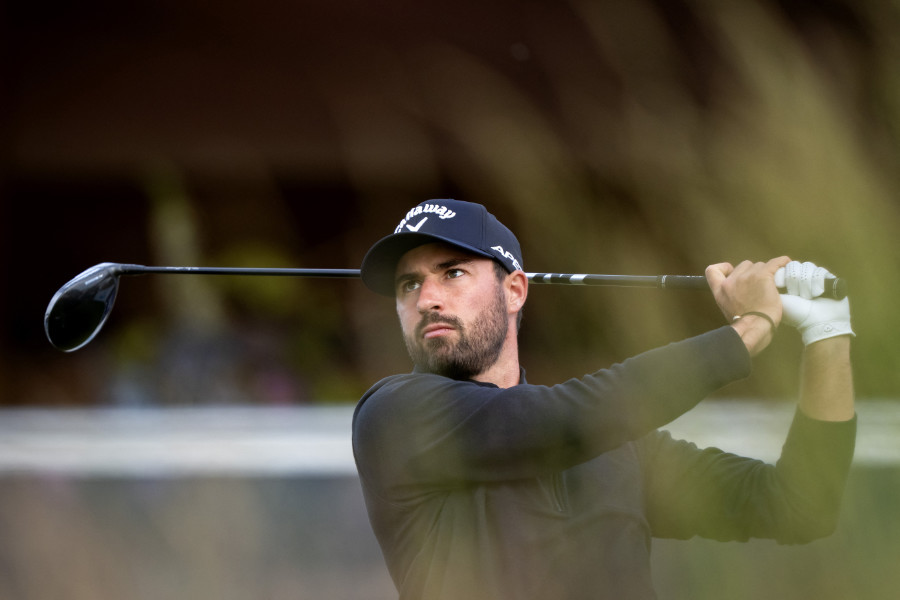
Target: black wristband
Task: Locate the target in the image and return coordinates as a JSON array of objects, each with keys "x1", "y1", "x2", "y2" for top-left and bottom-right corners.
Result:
[{"x1": 733, "y1": 311, "x2": 777, "y2": 333}]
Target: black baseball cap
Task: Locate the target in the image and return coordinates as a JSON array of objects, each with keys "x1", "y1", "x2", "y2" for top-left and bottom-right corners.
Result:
[{"x1": 360, "y1": 199, "x2": 524, "y2": 296}]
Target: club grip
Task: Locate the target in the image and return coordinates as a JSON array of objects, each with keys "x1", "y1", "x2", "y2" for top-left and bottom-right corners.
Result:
[{"x1": 774, "y1": 276, "x2": 847, "y2": 299}]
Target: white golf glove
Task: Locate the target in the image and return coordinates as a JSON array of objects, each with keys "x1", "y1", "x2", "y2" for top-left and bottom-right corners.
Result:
[{"x1": 775, "y1": 261, "x2": 854, "y2": 346}]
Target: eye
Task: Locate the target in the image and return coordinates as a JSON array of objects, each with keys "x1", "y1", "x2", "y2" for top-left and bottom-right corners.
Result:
[
  {"x1": 446, "y1": 268, "x2": 465, "y2": 279},
  {"x1": 398, "y1": 279, "x2": 421, "y2": 295}
]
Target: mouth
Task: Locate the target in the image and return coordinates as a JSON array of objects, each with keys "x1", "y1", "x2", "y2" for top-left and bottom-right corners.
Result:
[{"x1": 421, "y1": 323, "x2": 457, "y2": 340}]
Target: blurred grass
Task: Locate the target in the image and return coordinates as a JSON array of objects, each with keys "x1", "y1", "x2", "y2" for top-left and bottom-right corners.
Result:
[{"x1": 0, "y1": 467, "x2": 896, "y2": 600}]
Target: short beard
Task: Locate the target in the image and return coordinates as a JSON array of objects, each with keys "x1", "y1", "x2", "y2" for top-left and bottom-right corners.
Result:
[{"x1": 404, "y1": 284, "x2": 509, "y2": 380}]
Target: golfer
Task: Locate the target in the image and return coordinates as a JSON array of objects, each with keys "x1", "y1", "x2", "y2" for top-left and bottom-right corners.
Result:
[{"x1": 352, "y1": 199, "x2": 855, "y2": 600}]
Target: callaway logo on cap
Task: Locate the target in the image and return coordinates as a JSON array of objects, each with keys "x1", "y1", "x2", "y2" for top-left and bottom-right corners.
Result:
[{"x1": 360, "y1": 199, "x2": 524, "y2": 296}]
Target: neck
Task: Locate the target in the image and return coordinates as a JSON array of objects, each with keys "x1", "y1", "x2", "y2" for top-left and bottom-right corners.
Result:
[{"x1": 472, "y1": 327, "x2": 521, "y2": 388}]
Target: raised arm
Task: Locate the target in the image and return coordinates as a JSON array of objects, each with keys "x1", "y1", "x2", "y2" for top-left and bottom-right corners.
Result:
[
  {"x1": 643, "y1": 261, "x2": 856, "y2": 543},
  {"x1": 780, "y1": 260, "x2": 856, "y2": 421}
]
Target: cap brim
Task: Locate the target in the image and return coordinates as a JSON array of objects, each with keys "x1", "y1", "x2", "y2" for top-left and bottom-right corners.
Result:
[{"x1": 360, "y1": 232, "x2": 497, "y2": 296}]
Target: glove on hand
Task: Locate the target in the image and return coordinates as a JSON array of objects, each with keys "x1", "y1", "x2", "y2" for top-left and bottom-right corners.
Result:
[
  {"x1": 774, "y1": 261, "x2": 832, "y2": 299},
  {"x1": 776, "y1": 261, "x2": 854, "y2": 346}
]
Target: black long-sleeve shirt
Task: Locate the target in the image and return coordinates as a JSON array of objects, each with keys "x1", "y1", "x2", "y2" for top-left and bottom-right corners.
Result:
[{"x1": 352, "y1": 326, "x2": 856, "y2": 599}]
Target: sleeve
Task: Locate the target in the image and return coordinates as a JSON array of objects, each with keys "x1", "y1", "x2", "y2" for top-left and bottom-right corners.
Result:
[
  {"x1": 353, "y1": 326, "x2": 752, "y2": 492},
  {"x1": 640, "y1": 410, "x2": 857, "y2": 544}
]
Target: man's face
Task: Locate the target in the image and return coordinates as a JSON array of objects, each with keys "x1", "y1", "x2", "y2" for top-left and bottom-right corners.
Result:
[{"x1": 394, "y1": 243, "x2": 511, "y2": 380}]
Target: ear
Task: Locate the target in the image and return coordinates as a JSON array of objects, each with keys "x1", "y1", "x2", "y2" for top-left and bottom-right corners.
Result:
[{"x1": 504, "y1": 270, "x2": 528, "y2": 315}]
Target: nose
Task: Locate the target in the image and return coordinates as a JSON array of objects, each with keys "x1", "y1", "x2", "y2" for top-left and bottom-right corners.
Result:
[{"x1": 416, "y1": 276, "x2": 445, "y2": 313}]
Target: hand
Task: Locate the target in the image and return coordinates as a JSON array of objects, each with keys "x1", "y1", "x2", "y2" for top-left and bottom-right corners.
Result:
[
  {"x1": 778, "y1": 261, "x2": 854, "y2": 345},
  {"x1": 706, "y1": 256, "x2": 791, "y2": 355},
  {"x1": 774, "y1": 261, "x2": 835, "y2": 299},
  {"x1": 706, "y1": 257, "x2": 791, "y2": 323}
]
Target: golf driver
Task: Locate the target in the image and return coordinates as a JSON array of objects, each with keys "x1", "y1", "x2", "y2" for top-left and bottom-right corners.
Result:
[{"x1": 44, "y1": 262, "x2": 847, "y2": 352}]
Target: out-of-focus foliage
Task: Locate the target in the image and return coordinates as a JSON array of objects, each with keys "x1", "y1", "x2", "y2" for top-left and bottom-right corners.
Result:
[{"x1": 345, "y1": 0, "x2": 900, "y2": 399}]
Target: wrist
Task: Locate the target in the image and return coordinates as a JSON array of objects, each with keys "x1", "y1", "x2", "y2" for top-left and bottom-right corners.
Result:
[
  {"x1": 731, "y1": 313, "x2": 776, "y2": 356},
  {"x1": 798, "y1": 336, "x2": 854, "y2": 422}
]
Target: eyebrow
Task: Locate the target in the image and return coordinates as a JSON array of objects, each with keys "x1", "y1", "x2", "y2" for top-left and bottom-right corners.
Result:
[
  {"x1": 394, "y1": 258, "x2": 475, "y2": 289},
  {"x1": 436, "y1": 258, "x2": 474, "y2": 271}
]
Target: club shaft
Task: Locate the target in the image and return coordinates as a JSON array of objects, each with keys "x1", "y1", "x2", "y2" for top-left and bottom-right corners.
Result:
[
  {"x1": 115, "y1": 264, "x2": 708, "y2": 289},
  {"x1": 118, "y1": 265, "x2": 362, "y2": 278},
  {"x1": 526, "y1": 273, "x2": 708, "y2": 289}
]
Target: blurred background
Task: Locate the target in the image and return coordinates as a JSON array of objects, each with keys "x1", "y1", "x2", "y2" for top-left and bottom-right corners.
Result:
[{"x1": 1, "y1": 0, "x2": 899, "y2": 597}]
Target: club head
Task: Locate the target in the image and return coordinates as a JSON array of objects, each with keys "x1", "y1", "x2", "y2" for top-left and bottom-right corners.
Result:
[{"x1": 44, "y1": 263, "x2": 124, "y2": 352}]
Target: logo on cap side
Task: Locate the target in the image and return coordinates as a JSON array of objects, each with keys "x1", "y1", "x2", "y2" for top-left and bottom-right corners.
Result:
[
  {"x1": 491, "y1": 245, "x2": 522, "y2": 271},
  {"x1": 394, "y1": 203, "x2": 457, "y2": 234}
]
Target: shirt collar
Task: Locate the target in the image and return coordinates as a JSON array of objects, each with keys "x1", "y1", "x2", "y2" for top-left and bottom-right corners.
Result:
[{"x1": 410, "y1": 365, "x2": 528, "y2": 385}]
